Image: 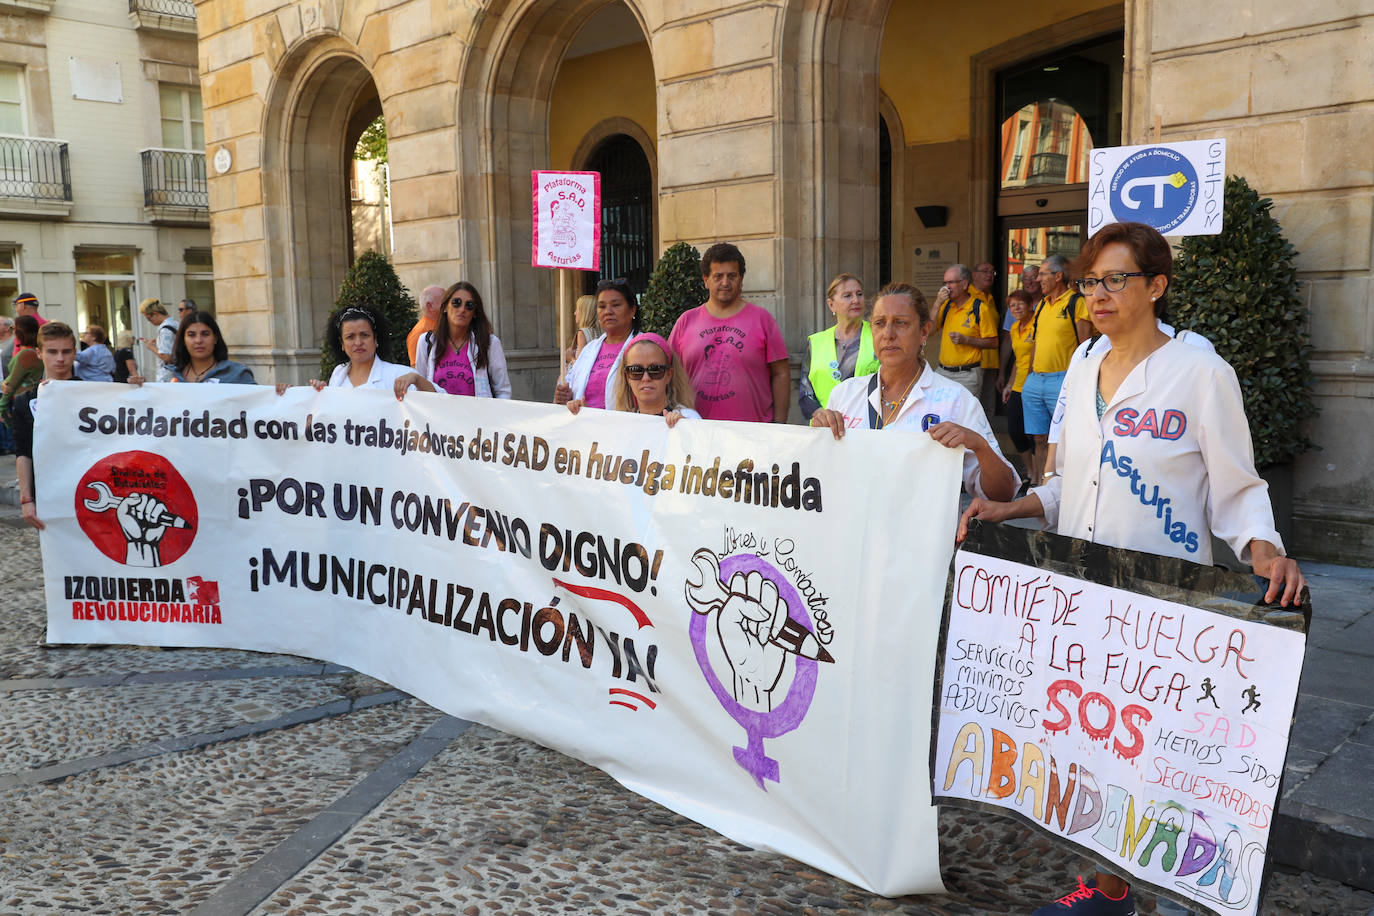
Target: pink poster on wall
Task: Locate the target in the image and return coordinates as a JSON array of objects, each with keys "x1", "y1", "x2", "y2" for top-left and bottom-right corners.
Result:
[{"x1": 532, "y1": 170, "x2": 601, "y2": 271}]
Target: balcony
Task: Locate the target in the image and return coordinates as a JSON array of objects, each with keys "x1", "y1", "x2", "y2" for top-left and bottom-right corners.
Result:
[
  {"x1": 141, "y1": 148, "x2": 208, "y2": 225},
  {"x1": 0, "y1": 135, "x2": 72, "y2": 219},
  {"x1": 0, "y1": 0, "x2": 55, "y2": 13},
  {"x1": 129, "y1": 0, "x2": 196, "y2": 35},
  {"x1": 1026, "y1": 152, "x2": 1069, "y2": 186}
]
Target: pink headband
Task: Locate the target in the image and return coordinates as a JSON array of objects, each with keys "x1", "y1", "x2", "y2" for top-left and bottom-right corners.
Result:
[{"x1": 626, "y1": 332, "x2": 674, "y2": 363}]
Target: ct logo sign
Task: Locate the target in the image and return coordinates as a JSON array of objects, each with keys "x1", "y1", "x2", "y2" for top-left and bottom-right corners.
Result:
[
  {"x1": 1089, "y1": 138, "x2": 1226, "y2": 239},
  {"x1": 1109, "y1": 146, "x2": 1199, "y2": 234}
]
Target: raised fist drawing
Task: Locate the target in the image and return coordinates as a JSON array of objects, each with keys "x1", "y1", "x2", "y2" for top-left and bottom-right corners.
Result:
[
  {"x1": 84, "y1": 481, "x2": 189, "y2": 568},
  {"x1": 686, "y1": 549, "x2": 789, "y2": 712}
]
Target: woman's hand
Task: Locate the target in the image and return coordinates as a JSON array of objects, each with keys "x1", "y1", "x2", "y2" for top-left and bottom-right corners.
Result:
[
  {"x1": 1001, "y1": 385, "x2": 1012, "y2": 404},
  {"x1": 308, "y1": 379, "x2": 326, "y2": 392},
  {"x1": 554, "y1": 381, "x2": 573, "y2": 406},
  {"x1": 927, "y1": 421, "x2": 981, "y2": 451},
  {"x1": 1251, "y1": 542, "x2": 1305, "y2": 607},
  {"x1": 127, "y1": 375, "x2": 145, "y2": 387},
  {"x1": 393, "y1": 372, "x2": 426, "y2": 400},
  {"x1": 21, "y1": 500, "x2": 42, "y2": 530},
  {"x1": 809, "y1": 408, "x2": 846, "y2": 440},
  {"x1": 274, "y1": 382, "x2": 289, "y2": 396},
  {"x1": 0, "y1": 381, "x2": 10, "y2": 395},
  {"x1": 141, "y1": 338, "x2": 158, "y2": 355},
  {"x1": 664, "y1": 410, "x2": 684, "y2": 428},
  {"x1": 566, "y1": 398, "x2": 585, "y2": 415},
  {"x1": 957, "y1": 498, "x2": 1014, "y2": 544}
]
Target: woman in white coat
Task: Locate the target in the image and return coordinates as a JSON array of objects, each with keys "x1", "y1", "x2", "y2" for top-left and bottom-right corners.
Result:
[
  {"x1": 958, "y1": 221, "x2": 1304, "y2": 916},
  {"x1": 810, "y1": 282, "x2": 1017, "y2": 502},
  {"x1": 312, "y1": 307, "x2": 414, "y2": 392},
  {"x1": 555, "y1": 278, "x2": 641, "y2": 411},
  {"x1": 396, "y1": 281, "x2": 511, "y2": 399}
]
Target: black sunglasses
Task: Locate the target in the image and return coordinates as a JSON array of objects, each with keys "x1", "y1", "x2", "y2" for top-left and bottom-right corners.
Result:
[
  {"x1": 625, "y1": 363, "x2": 668, "y2": 380},
  {"x1": 596, "y1": 277, "x2": 629, "y2": 291},
  {"x1": 449, "y1": 297, "x2": 477, "y2": 311}
]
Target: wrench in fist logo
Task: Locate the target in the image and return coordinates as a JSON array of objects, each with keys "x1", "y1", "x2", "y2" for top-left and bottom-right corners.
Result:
[
  {"x1": 84, "y1": 480, "x2": 190, "y2": 568},
  {"x1": 686, "y1": 549, "x2": 789, "y2": 712}
]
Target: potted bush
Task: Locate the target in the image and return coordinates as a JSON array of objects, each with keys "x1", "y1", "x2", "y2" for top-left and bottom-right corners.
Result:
[
  {"x1": 639, "y1": 241, "x2": 708, "y2": 338},
  {"x1": 1170, "y1": 175, "x2": 1315, "y2": 547},
  {"x1": 319, "y1": 251, "x2": 418, "y2": 378}
]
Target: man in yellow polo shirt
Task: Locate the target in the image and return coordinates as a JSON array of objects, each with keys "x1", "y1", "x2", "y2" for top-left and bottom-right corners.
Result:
[
  {"x1": 971, "y1": 261, "x2": 1001, "y2": 412},
  {"x1": 1022, "y1": 253, "x2": 1090, "y2": 483},
  {"x1": 933, "y1": 264, "x2": 998, "y2": 398}
]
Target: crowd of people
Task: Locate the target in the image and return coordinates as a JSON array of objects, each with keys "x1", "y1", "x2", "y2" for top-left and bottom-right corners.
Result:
[{"x1": 2, "y1": 226, "x2": 1307, "y2": 916}]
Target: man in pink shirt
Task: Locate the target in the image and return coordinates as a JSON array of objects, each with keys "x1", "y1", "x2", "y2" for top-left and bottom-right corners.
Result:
[
  {"x1": 14, "y1": 292, "x2": 46, "y2": 326},
  {"x1": 668, "y1": 243, "x2": 789, "y2": 422}
]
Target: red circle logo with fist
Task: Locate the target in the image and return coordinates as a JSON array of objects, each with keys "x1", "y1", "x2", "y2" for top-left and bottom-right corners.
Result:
[{"x1": 74, "y1": 451, "x2": 198, "y2": 567}]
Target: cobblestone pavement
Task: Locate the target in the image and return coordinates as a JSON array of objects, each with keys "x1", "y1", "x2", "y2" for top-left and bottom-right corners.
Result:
[{"x1": 1, "y1": 509, "x2": 1370, "y2": 915}]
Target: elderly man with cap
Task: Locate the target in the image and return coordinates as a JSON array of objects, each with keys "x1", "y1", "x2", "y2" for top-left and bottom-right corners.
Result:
[
  {"x1": 406, "y1": 285, "x2": 446, "y2": 366},
  {"x1": 13, "y1": 292, "x2": 44, "y2": 326},
  {"x1": 139, "y1": 297, "x2": 179, "y2": 383}
]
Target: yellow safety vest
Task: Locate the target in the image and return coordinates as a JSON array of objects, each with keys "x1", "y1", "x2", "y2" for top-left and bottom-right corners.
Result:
[{"x1": 808, "y1": 322, "x2": 880, "y2": 407}]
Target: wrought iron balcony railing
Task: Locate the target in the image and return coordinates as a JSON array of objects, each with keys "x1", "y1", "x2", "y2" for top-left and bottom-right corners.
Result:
[
  {"x1": 141, "y1": 148, "x2": 208, "y2": 210},
  {"x1": 129, "y1": 0, "x2": 195, "y2": 17},
  {"x1": 1026, "y1": 152, "x2": 1069, "y2": 185},
  {"x1": 0, "y1": 134, "x2": 72, "y2": 202}
]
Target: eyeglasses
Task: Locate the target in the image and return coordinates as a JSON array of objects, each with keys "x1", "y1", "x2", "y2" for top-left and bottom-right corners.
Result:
[
  {"x1": 449, "y1": 298, "x2": 477, "y2": 311},
  {"x1": 625, "y1": 363, "x2": 668, "y2": 380},
  {"x1": 596, "y1": 277, "x2": 629, "y2": 291},
  {"x1": 1075, "y1": 272, "x2": 1153, "y2": 295}
]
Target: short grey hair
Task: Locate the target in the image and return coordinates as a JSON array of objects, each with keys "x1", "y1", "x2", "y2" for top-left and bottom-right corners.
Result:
[
  {"x1": 1042, "y1": 255, "x2": 1071, "y2": 278},
  {"x1": 946, "y1": 263, "x2": 972, "y2": 282},
  {"x1": 0, "y1": 316, "x2": 12, "y2": 330}
]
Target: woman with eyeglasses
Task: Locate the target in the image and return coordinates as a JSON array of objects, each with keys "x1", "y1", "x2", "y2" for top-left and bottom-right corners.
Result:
[
  {"x1": 799, "y1": 272, "x2": 880, "y2": 421},
  {"x1": 959, "y1": 221, "x2": 1303, "y2": 916},
  {"x1": 396, "y1": 281, "x2": 511, "y2": 399},
  {"x1": 810, "y1": 282, "x2": 1016, "y2": 503},
  {"x1": 566, "y1": 333, "x2": 699, "y2": 427},
  {"x1": 311, "y1": 306, "x2": 414, "y2": 391},
  {"x1": 556, "y1": 278, "x2": 641, "y2": 411}
]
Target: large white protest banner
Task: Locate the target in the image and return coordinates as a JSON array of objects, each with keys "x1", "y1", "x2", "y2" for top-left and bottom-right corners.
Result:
[
  {"x1": 1089, "y1": 139, "x2": 1226, "y2": 238},
  {"x1": 933, "y1": 524, "x2": 1306, "y2": 916},
  {"x1": 36, "y1": 381, "x2": 959, "y2": 897}
]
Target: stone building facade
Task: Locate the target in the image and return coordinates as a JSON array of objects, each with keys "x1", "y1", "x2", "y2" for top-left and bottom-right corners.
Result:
[
  {"x1": 0, "y1": 1, "x2": 210, "y2": 376},
  {"x1": 193, "y1": 0, "x2": 1373, "y2": 565}
]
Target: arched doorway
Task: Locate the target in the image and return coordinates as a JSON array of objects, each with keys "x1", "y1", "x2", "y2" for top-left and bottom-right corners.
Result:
[
  {"x1": 262, "y1": 44, "x2": 382, "y2": 373},
  {"x1": 582, "y1": 133, "x2": 653, "y2": 294}
]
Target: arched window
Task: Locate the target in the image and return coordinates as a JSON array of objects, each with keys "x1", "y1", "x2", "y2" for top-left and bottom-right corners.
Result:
[
  {"x1": 1000, "y1": 100, "x2": 1092, "y2": 189},
  {"x1": 584, "y1": 134, "x2": 653, "y2": 294}
]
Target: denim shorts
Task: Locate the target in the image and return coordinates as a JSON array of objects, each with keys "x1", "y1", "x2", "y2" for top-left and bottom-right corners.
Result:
[{"x1": 1021, "y1": 370, "x2": 1066, "y2": 435}]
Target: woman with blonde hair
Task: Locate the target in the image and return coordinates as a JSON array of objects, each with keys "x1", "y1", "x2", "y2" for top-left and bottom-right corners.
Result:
[
  {"x1": 568, "y1": 333, "x2": 700, "y2": 427},
  {"x1": 799, "y1": 272, "x2": 879, "y2": 420}
]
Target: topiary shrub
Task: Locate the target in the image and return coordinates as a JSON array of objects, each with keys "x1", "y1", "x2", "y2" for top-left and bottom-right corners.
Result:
[
  {"x1": 1170, "y1": 175, "x2": 1315, "y2": 468},
  {"x1": 319, "y1": 251, "x2": 417, "y2": 378},
  {"x1": 638, "y1": 241, "x2": 707, "y2": 338}
]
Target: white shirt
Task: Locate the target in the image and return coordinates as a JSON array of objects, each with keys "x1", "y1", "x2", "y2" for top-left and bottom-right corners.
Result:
[
  {"x1": 328, "y1": 357, "x2": 416, "y2": 391},
  {"x1": 1033, "y1": 339, "x2": 1282, "y2": 566},
  {"x1": 826, "y1": 363, "x2": 1014, "y2": 499},
  {"x1": 1047, "y1": 320, "x2": 1214, "y2": 444},
  {"x1": 414, "y1": 331, "x2": 512, "y2": 398}
]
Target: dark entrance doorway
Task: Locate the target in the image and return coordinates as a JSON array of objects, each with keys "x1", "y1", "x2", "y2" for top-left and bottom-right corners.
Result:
[{"x1": 583, "y1": 134, "x2": 653, "y2": 295}]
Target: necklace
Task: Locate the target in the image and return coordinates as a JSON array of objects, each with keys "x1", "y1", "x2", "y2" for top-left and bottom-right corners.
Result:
[{"x1": 880, "y1": 370, "x2": 919, "y2": 426}]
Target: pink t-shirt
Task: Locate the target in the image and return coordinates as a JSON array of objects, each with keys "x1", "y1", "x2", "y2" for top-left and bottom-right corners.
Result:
[
  {"x1": 432, "y1": 344, "x2": 476, "y2": 396},
  {"x1": 584, "y1": 340, "x2": 624, "y2": 409},
  {"x1": 669, "y1": 303, "x2": 788, "y2": 421}
]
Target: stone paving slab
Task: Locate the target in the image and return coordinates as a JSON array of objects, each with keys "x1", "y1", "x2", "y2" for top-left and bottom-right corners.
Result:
[{"x1": 0, "y1": 699, "x2": 440, "y2": 914}]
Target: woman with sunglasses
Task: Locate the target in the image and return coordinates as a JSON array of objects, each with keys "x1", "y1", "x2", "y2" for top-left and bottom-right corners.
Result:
[
  {"x1": 556, "y1": 278, "x2": 641, "y2": 411},
  {"x1": 800, "y1": 272, "x2": 879, "y2": 421},
  {"x1": 959, "y1": 221, "x2": 1303, "y2": 916},
  {"x1": 566, "y1": 333, "x2": 699, "y2": 427},
  {"x1": 397, "y1": 281, "x2": 511, "y2": 399}
]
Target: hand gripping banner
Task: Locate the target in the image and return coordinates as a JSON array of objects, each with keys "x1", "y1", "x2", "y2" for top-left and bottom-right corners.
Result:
[
  {"x1": 35, "y1": 381, "x2": 961, "y2": 897},
  {"x1": 934, "y1": 520, "x2": 1308, "y2": 916}
]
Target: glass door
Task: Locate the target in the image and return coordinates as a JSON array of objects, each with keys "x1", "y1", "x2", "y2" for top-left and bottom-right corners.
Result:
[{"x1": 1000, "y1": 218, "x2": 1085, "y2": 300}]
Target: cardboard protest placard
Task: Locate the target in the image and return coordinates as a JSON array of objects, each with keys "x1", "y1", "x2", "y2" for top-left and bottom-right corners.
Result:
[
  {"x1": 933, "y1": 520, "x2": 1307, "y2": 916},
  {"x1": 36, "y1": 381, "x2": 960, "y2": 898},
  {"x1": 532, "y1": 170, "x2": 600, "y2": 271},
  {"x1": 1089, "y1": 139, "x2": 1226, "y2": 238}
]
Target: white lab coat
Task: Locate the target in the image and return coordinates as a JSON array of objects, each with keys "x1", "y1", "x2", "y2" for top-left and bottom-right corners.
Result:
[
  {"x1": 826, "y1": 362, "x2": 1014, "y2": 499},
  {"x1": 414, "y1": 331, "x2": 512, "y2": 398},
  {"x1": 1047, "y1": 320, "x2": 1214, "y2": 444},
  {"x1": 566, "y1": 332, "x2": 640, "y2": 407},
  {"x1": 1032, "y1": 338, "x2": 1283, "y2": 565},
  {"x1": 328, "y1": 357, "x2": 416, "y2": 391}
]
